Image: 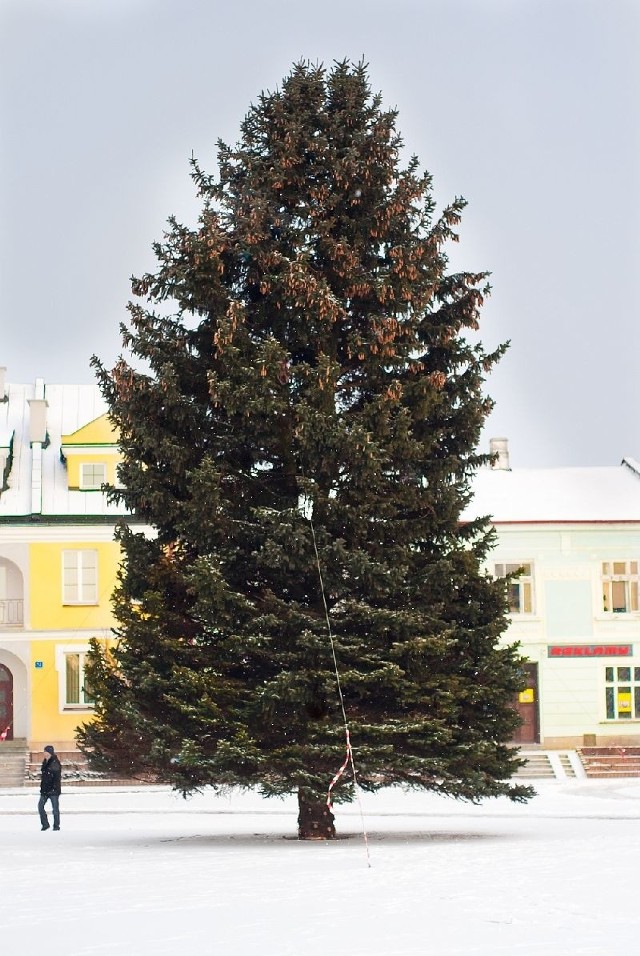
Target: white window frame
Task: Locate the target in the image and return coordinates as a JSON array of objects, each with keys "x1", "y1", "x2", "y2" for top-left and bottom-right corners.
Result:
[
  {"x1": 62, "y1": 550, "x2": 98, "y2": 605},
  {"x1": 79, "y1": 462, "x2": 107, "y2": 490},
  {"x1": 55, "y1": 644, "x2": 94, "y2": 711},
  {"x1": 494, "y1": 562, "x2": 534, "y2": 615},
  {"x1": 601, "y1": 561, "x2": 639, "y2": 614}
]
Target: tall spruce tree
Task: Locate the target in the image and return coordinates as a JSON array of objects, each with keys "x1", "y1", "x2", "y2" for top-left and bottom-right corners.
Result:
[{"x1": 80, "y1": 61, "x2": 532, "y2": 838}]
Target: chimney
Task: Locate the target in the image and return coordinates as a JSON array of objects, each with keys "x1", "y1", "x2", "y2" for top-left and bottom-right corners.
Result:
[
  {"x1": 0, "y1": 367, "x2": 6, "y2": 401},
  {"x1": 490, "y1": 437, "x2": 510, "y2": 470},
  {"x1": 28, "y1": 379, "x2": 47, "y2": 515},
  {"x1": 27, "y1": 378, "x2": 48, "y2": 444}
]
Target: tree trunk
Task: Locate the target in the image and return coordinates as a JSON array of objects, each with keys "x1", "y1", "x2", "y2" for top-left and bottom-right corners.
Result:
[{"x1": 297, "y1": 788, "x2": 336, "y2": 840}]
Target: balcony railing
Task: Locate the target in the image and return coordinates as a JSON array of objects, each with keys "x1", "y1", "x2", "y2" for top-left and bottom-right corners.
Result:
[{"x1": 0, "y1": 599, "x2": 24, "y2": 627}]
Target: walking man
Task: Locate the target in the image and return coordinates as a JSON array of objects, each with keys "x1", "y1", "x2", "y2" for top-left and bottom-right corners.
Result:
[{"x1": 38, "y1": 745, "x2": 62, "y2": 831}]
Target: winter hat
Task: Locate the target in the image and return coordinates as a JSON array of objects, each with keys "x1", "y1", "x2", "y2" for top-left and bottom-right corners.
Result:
[{"x1": 44, "y1": 745, "x2": 55, "y2": 754}]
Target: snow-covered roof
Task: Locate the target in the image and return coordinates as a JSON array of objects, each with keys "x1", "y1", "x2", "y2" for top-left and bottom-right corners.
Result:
[
  {"x1": 3, "y1": 379, "x2": 638, "y2": 525},
  {"x1": 0, "y1": 380, "x2": 127, "y2": 519},
  {"x1": 464, "y1": 459, "x2": 640, "y2": 523}
]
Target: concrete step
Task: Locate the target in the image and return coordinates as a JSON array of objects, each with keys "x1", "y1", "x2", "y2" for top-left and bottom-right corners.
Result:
[
  {"x1": 580, "y1": 770, "x2": 640, "y2": 778},
  {"x1": 0, "y1": 749, "x2": 27, "y2": 787},
  {"x1": 577, "y1": 747, "x2": 640, "y2": 778},
  {"x1": 579, "y1": 746, "x2": 640, "y2": 755},
  {"x1": 28, "y1": 751, "x2": 89, "y2": 773},
  {"x1": 516, "y1": 753, "x2": 555, "y2": 778},
  {"x1": 25, "y1": 750, "x2": 143, "y2": 787},
  {"x1": 583, "y1": 762, "x2": 640, "y2": 771},
  {"x1": 558, "y1": 753, "x2": 577, "y2": 778},
  {"x1": 0, "y1": 745, "x2": 145, "y2": 788},
  {"x1": 516, "y1": 751, "x2": 585, "y2": 780},
  {"x1": 0, "y1": 737, "x2": 28, "y2": 753}
]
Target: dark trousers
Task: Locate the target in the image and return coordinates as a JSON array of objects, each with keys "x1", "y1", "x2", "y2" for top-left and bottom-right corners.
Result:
[{"x1": 38, "y1": 793, "x2": 60, "y2": 829}]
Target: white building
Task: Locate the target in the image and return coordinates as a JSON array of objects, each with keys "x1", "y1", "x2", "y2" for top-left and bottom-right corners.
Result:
[{"x1": 466, "y1": 439, "x2": 640, "y2": 748}]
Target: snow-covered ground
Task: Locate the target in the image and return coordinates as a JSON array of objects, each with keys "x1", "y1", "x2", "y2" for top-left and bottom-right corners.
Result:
[{"x1": 1, "y1": 779, "x2": 639, "y2": 955}]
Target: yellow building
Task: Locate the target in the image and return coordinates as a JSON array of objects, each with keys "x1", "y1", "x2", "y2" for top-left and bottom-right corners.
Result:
[{"x1": 0, "y1": 369, "x2": 141, "y2": 760}]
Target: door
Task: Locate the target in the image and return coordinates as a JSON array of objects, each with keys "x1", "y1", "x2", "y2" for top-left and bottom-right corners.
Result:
[
  {"x1": 0, "y1": 663, "x2": 13, "y2": 740},
  {"x1": 513, "y1": 662, "x2": 539, "y2": 744}
]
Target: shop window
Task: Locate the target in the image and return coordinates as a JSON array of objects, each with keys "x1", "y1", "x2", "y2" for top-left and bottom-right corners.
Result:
[
  {"x1": 602, "y1": 561, "x2": 639, "y2": 614},
  {"x1": 494, "y1": 563, "x2": 534, "y2": 614},
  {"x1": 80, "y1": 463, "x2": 107, "y2": 490},
  {"x1": 62, "y1": 550, "x2": 98, "y2": 605},
  {"x1": 605, "y1": 665, "x2": 640, "y2": 720}
]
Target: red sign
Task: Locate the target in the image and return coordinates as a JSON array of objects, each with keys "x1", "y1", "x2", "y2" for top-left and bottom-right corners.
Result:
[{"x1": 548, "y1": 645, "x2": 632, "y2": 658}]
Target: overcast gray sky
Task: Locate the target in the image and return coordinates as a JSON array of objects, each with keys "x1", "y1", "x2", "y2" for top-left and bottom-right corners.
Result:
[{"x1": 1, "y1": 0, "x2": 638, "y2": 467}]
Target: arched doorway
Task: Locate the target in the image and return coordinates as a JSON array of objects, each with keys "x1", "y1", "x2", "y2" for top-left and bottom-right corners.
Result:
[{"x1": 0, "y1": 663, "x2": 13, "y2": 740}]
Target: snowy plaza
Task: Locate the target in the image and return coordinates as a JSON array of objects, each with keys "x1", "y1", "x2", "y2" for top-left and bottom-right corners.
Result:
[{"x1": 1, "y1": 778, "x2": 639, "y2": 955}]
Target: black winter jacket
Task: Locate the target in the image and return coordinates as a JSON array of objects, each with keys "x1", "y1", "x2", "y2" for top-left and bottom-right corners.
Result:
[{"x1": 40, "y1": 756, "x2": 62, "y2": 796}]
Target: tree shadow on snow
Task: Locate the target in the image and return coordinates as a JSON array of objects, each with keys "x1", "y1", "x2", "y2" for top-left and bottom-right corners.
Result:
[{"x1": 98, "y1": 828, "x2": 517, "y2": 850}]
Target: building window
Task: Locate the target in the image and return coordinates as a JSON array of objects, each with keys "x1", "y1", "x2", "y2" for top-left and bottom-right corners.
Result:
[
  {"x1": 494, "y1": 563, "x2": 534, "y2": 614},
  {"x1": 55, "y1": 643, "x2": 96, "y2": 711},
  {"x1": 80, "y1": 463, "x2": 107, "y2": 490},
  {"x1": 602, "y1": 561, "x2": 639, "y2": 614},
  {"x1": 605, "y1": 666, "x2": 640, "y2": 720},
  {"x1": 64, "y1": 651, "x2": 93, "y2": 707},
  {"x1": 62, "y1": 550, "x2": 98, "y2": 605}
]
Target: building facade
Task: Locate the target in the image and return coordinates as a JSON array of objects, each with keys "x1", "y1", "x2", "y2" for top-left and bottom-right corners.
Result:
[
  {"x1": 466, "y1": 439, "x2": 640, "y2": 748},
  {"x1": 0, "y1": 369, "x2": 136, "y2": 752}
]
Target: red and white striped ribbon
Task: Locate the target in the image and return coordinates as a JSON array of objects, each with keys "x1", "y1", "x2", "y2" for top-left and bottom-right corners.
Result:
[{"x1": 327, "y1": 727, "x2": 352, "y2": 810}]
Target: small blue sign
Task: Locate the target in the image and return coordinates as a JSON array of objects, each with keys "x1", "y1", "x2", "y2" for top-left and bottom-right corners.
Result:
[{"x1": 35, "y1": 661, "x2": 43, "y2": 668}]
